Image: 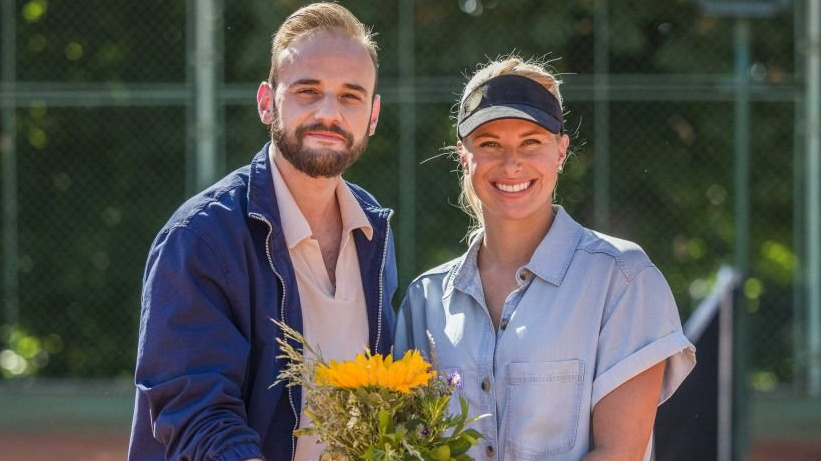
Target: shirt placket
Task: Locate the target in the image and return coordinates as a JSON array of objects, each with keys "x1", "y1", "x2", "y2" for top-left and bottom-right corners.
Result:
[{"x1": 486, "y1": 268, "x2": 533, "y2": 461}]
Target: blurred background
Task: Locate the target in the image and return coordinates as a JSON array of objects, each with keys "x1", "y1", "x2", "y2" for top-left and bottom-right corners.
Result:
[{"x1": 0, "y1": 0, "x2": 819, "y2": 459}]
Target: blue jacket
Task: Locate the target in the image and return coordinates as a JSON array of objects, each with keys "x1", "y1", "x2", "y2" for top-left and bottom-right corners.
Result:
[{"x1": 129, "y1": 143, "x2": 397, "y2": 461}]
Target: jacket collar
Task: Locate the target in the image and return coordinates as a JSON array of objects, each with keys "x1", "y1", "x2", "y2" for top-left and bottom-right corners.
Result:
[{"x1": 247, "y1": 143, "x2": 284, "y2": 235}]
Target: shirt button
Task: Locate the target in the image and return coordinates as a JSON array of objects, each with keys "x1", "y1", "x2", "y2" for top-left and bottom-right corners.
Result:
[
  {"x1": 485, "y1": 445, "x2": 495, "y2": 457},
  {"x1": 481, "y1": 378, "x2": 491, "y2": 392},
  {"x1": 499, "y1": 318, "x2": 509, "y2": 330}
]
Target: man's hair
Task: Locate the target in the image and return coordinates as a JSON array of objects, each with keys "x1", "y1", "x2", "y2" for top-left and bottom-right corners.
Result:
[{"x1": 268, "y1": 2, "x2": 379, "y2": 86}]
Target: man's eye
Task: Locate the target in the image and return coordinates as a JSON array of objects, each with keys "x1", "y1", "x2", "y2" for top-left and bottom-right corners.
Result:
[{"x1": 479, "y1": 141, "x2": 499, "y2": 148}]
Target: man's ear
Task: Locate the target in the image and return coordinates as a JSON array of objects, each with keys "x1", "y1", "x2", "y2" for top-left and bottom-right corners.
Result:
[
  {"x1": 368, "y1": 94, "x2": 381, "y2": 136},
  {"x1": 257, "y1": 82, "x2": 275, "y2": 125}
]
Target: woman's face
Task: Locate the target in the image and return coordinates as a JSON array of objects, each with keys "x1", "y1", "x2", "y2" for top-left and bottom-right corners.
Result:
[{"x1": 459, "y1": 118, "x2": 568, "y2": 228}]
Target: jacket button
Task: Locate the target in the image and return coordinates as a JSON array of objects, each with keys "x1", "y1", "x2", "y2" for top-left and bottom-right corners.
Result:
[
  {"x1": 481, "y1": 379, "x2": 491, "y2": 392},
  {"x1": 499, "y1": 318, "x2": 509, "y2": 330},
  {"x1": 485, "y1": 445, "x2": 495, "y2": 457}
]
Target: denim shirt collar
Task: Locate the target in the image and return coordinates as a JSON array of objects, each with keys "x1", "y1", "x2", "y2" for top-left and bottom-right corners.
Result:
[
  {"x1": 449, "y1": 205, "x2": 583, "y2": 298},
  {"x1": 526, "y1": 205, "x2": 583, "y2": 286}
]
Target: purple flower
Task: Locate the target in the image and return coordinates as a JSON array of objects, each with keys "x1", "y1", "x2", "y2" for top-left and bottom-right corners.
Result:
[
  {"x1": 421, "y1": 428, "x2": 430, "y2": 436},
  {"x1": 448, "y1": 372, "x2": 463, "y2": 390}
]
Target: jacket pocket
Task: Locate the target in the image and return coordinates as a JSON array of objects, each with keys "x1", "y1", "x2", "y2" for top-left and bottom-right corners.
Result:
[{"x1": 504, "y1": 360, "x2": 584, "y2": 460}]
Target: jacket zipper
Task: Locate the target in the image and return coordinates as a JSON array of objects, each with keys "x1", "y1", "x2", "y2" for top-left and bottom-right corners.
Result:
[
  {"x1": 250, "y1": 213, "x2": 298, "y2": 461},
  {"x1": 254, "y1": 206, "x2": 392, "y2": 460},
  {"x1": 374, "y1": 210, "x2": 393, "y2": 354}
]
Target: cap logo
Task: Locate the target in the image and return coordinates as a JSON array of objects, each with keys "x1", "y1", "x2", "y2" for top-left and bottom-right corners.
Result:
[{"x1": 463, "y1": 87, "x2": 484, "y2": 115}]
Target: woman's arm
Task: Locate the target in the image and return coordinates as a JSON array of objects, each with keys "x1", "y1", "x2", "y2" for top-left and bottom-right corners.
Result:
[{"x1": 582, "y1": 361, "x2": 665, "y2": 461}]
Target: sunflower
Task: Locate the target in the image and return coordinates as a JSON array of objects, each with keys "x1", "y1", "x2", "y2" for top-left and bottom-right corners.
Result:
[{"x1": 315, "y1": 350, "x2": 436, "y2": 393}]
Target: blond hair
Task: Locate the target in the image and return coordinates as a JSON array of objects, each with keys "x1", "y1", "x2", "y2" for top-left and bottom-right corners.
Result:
[
  {"x1": 268, "y1": 2, "x2": 378, "y2": 86},
  {"x1": 457, "y1": 55, "x2": 564, "y2": 238}
]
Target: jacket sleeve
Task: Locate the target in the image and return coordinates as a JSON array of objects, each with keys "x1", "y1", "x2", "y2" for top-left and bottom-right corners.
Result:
[{"x1": 134, "y1": 225, "x2": 265, "y2": 461}]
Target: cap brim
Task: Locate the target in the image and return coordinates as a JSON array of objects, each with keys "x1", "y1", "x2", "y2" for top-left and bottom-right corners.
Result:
[{"x1": 458, "y1": 104, "x2": 562, "y2": 139}]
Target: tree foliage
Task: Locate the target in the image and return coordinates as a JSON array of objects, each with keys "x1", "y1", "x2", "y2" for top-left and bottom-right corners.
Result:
[{"x1": 1, "y1": 0, "x2": 800, "y2": 386}]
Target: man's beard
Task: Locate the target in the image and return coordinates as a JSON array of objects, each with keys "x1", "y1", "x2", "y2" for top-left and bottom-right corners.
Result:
[{"x1": 272, "y1": 120, "x2": 369, "y2": 178}]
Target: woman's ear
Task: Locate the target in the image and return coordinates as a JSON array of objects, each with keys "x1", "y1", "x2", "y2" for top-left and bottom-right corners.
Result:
[
  {"x1": 457, "y1": 140, "x2": 469, "y2": 173},
  {"x1": 557, "y1": 134, "x2": 570, "y2": 170}
]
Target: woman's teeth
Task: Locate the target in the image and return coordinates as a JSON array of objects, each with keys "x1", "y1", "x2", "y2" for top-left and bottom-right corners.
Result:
[{"x1": 496, "y1": 181, "x2": 531, "y2": 193}]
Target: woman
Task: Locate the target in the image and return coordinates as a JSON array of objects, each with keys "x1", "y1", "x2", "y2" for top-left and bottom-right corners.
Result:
[{"x1": 394, "y1": 56, "x2": 696, "y2": 461}]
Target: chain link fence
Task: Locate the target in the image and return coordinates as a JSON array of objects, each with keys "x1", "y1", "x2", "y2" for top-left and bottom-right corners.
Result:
[{"x1": 0, "y1": 0, "x2": 816, "y2": 400}]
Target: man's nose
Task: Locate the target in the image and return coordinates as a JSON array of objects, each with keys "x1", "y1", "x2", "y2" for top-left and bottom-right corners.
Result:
[{"x1": 313, "y1": 95, "x2": 343, "y2": 123}]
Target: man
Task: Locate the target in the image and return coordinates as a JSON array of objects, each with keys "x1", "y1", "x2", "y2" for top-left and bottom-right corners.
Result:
[{"x1": 128, "y1": 3, "x2": 396, "y2": 460}]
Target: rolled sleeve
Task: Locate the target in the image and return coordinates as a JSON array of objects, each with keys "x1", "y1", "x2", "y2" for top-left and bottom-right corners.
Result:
[{"x1": 592, "y1": 266, "x2": 696, "y2": 409}]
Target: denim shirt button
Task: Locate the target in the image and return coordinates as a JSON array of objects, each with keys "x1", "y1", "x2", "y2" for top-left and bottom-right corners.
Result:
[
  {"x1": 499, "y1": 318, "x2": 509, "y2": 330},
  {"x1": 485, "y1": 445, "x2": 495, "y2": 457},
  {"x1": 481, "y1": 378, "x2": 491, "y2": 392}
]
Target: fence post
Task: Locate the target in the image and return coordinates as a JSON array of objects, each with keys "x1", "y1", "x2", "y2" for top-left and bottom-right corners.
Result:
[
  {"x1": 593, "y1": 0, "x2": 610, "y2": 231},
  {"x1": 191, "y1": 0, "x2": 222, "y2": 194},
  {"x1": 805, "y1": 0, "x2": 821, "y2": 399},
  {"x1": 1, "y1": 0, "x2": 19, "y2": 336},
  {"x1": 398, "y1": 0, "x2": 417, "y2": 285}
]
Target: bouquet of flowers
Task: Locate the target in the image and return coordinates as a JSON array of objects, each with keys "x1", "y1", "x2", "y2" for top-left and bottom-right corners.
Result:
[{"x1": 274, "y1": 320, "x2": 485, "y2": 461}]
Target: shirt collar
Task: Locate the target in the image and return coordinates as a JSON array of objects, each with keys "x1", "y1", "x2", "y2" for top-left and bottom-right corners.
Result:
[
  {"x1": 450, "y1": 205, "x2": 583, "y2": 294},
  {"x1": 524, "y1": 205, "x2": 583, "y2": 286},
  {"x1": 449, "y1": 233, "x2": 484, "y2": 300},
  {"x1": 270, "y1": 154, "x2": 373, "y2": 250}
]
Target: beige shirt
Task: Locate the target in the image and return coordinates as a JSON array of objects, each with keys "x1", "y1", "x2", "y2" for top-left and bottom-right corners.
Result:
[{"x1": 270, "y1": 155, "x2": 371, "y2": 460}]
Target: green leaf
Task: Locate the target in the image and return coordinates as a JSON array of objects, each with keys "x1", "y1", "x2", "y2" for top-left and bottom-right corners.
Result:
[
  {"x1": 449, "y1": 438, "x2": 471, "y2": 455},
  {"x1": 378, "y1": 408, "x2": 392, "y2": 433},
  {"x1": 462, "y1": 428, "x2": 483, "y2": 439},
  {"x1": 428, "y1": 445, "x2": 451, "y2": 461}
]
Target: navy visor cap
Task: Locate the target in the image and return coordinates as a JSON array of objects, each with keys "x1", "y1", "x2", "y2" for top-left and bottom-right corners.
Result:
[{"x1": 457, "y1": 73, "x2": 564, "y2": 139}]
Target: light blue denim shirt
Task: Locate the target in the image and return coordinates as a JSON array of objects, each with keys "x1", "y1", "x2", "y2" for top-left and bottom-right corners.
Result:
[{"x1": 394, "y1": 206, "x2": 695, "y2": 461}]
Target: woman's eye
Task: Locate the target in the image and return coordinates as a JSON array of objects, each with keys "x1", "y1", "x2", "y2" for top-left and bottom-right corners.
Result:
[{"x1": 479, "y1": 141, "x2": 499, "y2": 148}]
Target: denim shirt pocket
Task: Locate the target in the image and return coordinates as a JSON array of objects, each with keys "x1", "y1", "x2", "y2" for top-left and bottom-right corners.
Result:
[{"x1": 504, "y1": 360, "x2": 584, "y2": 460}]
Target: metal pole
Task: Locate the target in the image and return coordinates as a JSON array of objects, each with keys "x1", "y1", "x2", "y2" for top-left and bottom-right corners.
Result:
[
  {"x1": 734, "y1": 19, "x2": 751, "y2": 284},
  {"x1": 193, "y1": 0, "x2": 220, "y2": 192},
  {"x1": 805, "y1": 0, "x2": 821, "y2": 399},
  {"x1": 398, "y1": 0, "x2": 416, "y2": 285},
  {"x1": 732, "y1": 17, "x2": 751, "y2": 461},
  {"x1": 1, "y1": 0, "x2": 19, "y2": 334},
  {"x1": 593, "y1": 0, "x2": 610, "y2": 231},
  {"x1": 793, "y1": 0, "x2": 808, "y2": 394},
  {"x1": 718, "y1": 271, "x2": 736, "y2": 461}
]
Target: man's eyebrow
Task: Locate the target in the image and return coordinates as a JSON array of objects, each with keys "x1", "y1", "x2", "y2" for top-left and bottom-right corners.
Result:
[
  {"x1": 288, "y1": 79, "x2": 369, "y2": 96},
  {"x1": 289, "y1": 78, "x2": 321, "y2": 87},
  {"x1": 342, "y1": 83, "x2": 369, "y2": 95}
]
